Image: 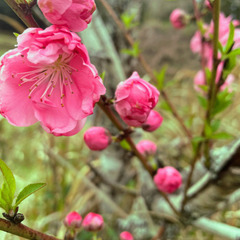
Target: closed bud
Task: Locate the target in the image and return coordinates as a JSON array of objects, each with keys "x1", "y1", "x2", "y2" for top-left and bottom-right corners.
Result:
[
  {"x1": 84, "y1": 127, "x2": 112, "y2": 151},
  {"x1": 115, "y1": 72, "x2": 159, "y2": 127},
  {"x1": 136, "y1": 140, "x2": 157, "y2": 157},
  {"x1": 142, "y1": 110, "x2": 163, "y2": 132},
  {"x1": 120, "y1": 231, "x2": 134, "y2": 240},
  {"x1": 170, "y1": 9, "x2": 188, "y2": 29},
  {"x1": 82, "y1": 212, "x2": 104, "y2": 232},
  {"x1": 154, "y1": 166, "x2": 182, "y2": 194},
  {"x1": 64, "y1": 211, "x2": 82, "y2": 229}
]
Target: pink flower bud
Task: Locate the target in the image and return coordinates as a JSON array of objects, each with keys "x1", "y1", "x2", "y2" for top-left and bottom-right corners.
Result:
[
  {"x1": 205, "y1": 0, "x2": 212, "y2": 10},
  {"x1": 64, "y1": 211, "x2": 82, "y2": 228},
  {"x1": 38, "y1": 0, "x2": 96, "y2": 32},
  {"x1": 170, "y1": 9, "x2": 187, "y2": 29},
  {"x1": 84, "y1": 127, "x2": 112, "y2": 151},
  {"x1": 115, "y1": 72, "x2": 159, "y2": 127},
  {"x1": 136, "y1": 140, "x2": 157, "y2": 157},
  {"x1": 82, "y1": 212, "x2": 104, "y2": 232},
  {"x1": 142, "y1": 110, "x2": 163, "y2": 132},
  {"x1": 120, "y1": 231, "x2": 134, "y2": 240},
  {"x1": 154, "y1": 166, "x2": 182, "y2": 194}
]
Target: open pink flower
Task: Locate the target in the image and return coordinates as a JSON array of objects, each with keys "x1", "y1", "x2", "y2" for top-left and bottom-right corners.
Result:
[
  {"x1": 38, "y1": 0, "x2": 96, "y2": 32},
  {"x1": 82, "y1": 212, "x2": 104, "y2": 232},
  {"x1": 84, "y1": 127, "x2": 112, "y2": 151},
  {"x1": 169, "y1": 9, "x2": 187, "y2": 29},
  {"x1": 0, "y1": 25, "x2": 105, "y2": 136},
  {"x1": 154, "y1": 166, "x2": 182, "y2": 194},
  {"x1": 64, "y1": 211, "x2": 82, "y2": 228},
  {"x1": 115, "y1": 72, "x2": 159, "y2": 127},
  {"x1": 120, "y1": 231, "x2": 134, "y2": 240}
]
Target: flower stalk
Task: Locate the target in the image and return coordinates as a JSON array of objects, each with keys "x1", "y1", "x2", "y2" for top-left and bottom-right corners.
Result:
[{"x1": 4, "y1": 0, "x2": 39, "y2": 28}]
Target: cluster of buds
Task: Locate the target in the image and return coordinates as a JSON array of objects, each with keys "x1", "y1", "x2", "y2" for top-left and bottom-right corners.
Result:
[{"x1": 64, "y1": 211, "x2": 104, "y2": 231}]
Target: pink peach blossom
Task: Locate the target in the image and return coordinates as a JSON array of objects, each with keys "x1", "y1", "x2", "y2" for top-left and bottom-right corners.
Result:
[
  {"x1": 169, "y1": 9, "x2": 187, "y2": 29},
  {"x1": 115, "y1": 72, "x2": 159, "y2": 127},
  {"x1": 136, "y1": 140, "x2": 157, "y2": 157},
  {"x1": 142, "y1": 110, "x2": 163, "y2": 132},
  {"x1": 82, "y1": 212, "x2": 104, "y2": 232},
  {"x1": 154, "y1": 166, "x2": 182, "y2": 194},
  {"x1": 84, "y1": 127, "x2": 112, "y2": 151},
  {"x1": 38, "y1": 0, "x2": 96, "y2": 32},
  {"x1": 0, "y1": 25, "x2": 105, "y2": 136},
  {"x1": 194, "y1": 63, "x2": 234, "y2": 93},
  {"x1": 120, "y1": 231, "x2": 134, "y2": 240},
  {"x1": 64, "y1": 211, "x2": 82, "y2": 228}
]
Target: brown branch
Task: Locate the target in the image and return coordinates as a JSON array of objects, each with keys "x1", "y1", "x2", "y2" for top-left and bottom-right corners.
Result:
[
  {"x1": 87, "y1": 162, "x2": 139, "y2": 196},
  {"x1": 4, "y1": 0, "x2": 39, "y2": 28},
  {"x1": 97, "y1": 97, "x2": 180, "y2": 217},
  {"x1": 0, "y1": 218, "x2": 61, "y2": 240},
  {"x1": 97, "y1": 0, "x2": 192, "y2": 141},
  {"x1": 151, "y1": 225, "x2": 165, "y2": 240}
]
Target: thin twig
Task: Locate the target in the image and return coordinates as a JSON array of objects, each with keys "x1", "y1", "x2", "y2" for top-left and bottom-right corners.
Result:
[
  {"x1": 97, "y1": 0, "x2": 192, "y2": 140},
  {"x1": 4, "y1": 0, "x2": 39, "y2": 28},
  {"x1": 203, "y1": 0, "x2": 221, "y2": 167},
  {"x1": 151, "y1": 224, "x2": 165, "y2": 240},
  {"x1": 0, "y1": 218, "x2": 60, "y2": 240},
  {"x1": 97, "y1": 97, "x2": 180, "y2": 216},
  {"x1": 87, "y1": 162, "x2": 139, "y2": 196}
]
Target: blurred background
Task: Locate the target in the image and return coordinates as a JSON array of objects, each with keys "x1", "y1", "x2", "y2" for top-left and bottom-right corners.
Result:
[{"x1": 0, "y1": 0, "x2": 240, "y2": 239}]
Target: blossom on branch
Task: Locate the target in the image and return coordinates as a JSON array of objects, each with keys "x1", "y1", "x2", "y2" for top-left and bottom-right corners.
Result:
[
  {"x1": 154, "y1": 166, "x2": 182, "y2": 194},
  {"x1": 82, "y1": 212, "x2": 104, "y2": 232},
  {"x1": 84, "y1": 127, "x2": 112, "y2": 151},
  {"x1": 64, "y1": 211, "x2": 82, "y2": 228},
  {"x1": 38, "y1": 0, "x2": 96, "y2": 32},
  {"x1": 169, "y1": 9, "x2": 188, "y2": 29},
  {"x1": 120, "y1": 231, "x2": 134, "y2": 240},
  {"x1": 0, "y1": 25, "x2": 105, "y2": 136},
  {"x1": 115, "y1": 72, "x2": 159, "y2": 127}
]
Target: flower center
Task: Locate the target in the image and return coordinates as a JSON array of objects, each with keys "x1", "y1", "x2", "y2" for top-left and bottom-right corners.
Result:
[{"x1": 17, "y1": 54, "x2": 77, "y2": 107}]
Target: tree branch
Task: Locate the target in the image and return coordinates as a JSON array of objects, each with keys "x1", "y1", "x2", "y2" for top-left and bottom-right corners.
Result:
[
  {"x1": 0, "y1": 218, "x2": 61, "y2": 240},
  {"x1": 96, "y1": 0, "x2": 192, "y2": 141}
]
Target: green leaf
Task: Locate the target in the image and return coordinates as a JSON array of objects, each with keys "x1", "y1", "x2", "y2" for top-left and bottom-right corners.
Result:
[
  {"x1": 119, "y1": 140, "x2": 131, "y2": 151},
  {"x1": 0, "y1": 159, "x2": 16, "y2": 203},
  {"x1": 121, "y1": 12, "x2": 138, "y2": 30},
  {"x1": 15, "y1": 183, "x2": 46, "y2": 207},
  {"x1": 121, "y1": 42, "x2": 140, "y2": 57},
  {"x1": 218, "y1": 41, "x2": 224, "y2": 54},
  {"x1": 100, "y1": 71, "x2": 106, "y2": 82},
  {"x1": 212, "y1": 90, "x2": 234, "y2": 116},
  {"x1": 224, "y1": 22, "x2": 234, "y2": 53},
  {"x1": 0, "y1": 189, "x2": 9, "y2": 211},
  {"x1": 210, "y1": 132, "x2": 233, "y2": 140},
  {"x1": 197, "y1": 95, "x2": 207, "y2": 109},
  {"x1": 225, "y1": 48, "x2": 240, "y2": 58},
  {"x1": 211, "y1": 119, "x2": 221, "y2": 133},
  {"x1": 13, "y1": 32, "x2": 19, "y2": 37},
  {"x1": 155, "y1": 65, "x2": 168, "y2": 90},
  {"x1": 204, "y1": 122, "x2": 213, "y2": 138}
]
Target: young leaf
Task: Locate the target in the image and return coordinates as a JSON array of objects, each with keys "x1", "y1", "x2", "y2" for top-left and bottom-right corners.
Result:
[
  {"x1": 210, "y1": 132, "x2": 233, "y2": 140},
  {"x1": 0, "y1": 189, "x2": 9, "y2": 211},
  {"x1": 224, "y1": 22, "x2": 234, "y2": 54},
  {"x1": 211, "y1": 119, "x2": 221, "y2": 133},
  {"x1": 155, "y1": 65, "x2": 168, "y2": 90},
  {"x1": 15, "y1": 183, "x2": 46, "y2": 207},
  {"x1": 121, "y1": 42, "x2": 140, "y2": 57},
  {"x1": 197, "y1": 95, "x2": 207, "y2": 109},
  {"x1": 120, "y1": 140, "x2": 131, "y2": 151},
  {"x1": 0, "y1": 159, "x2": 16, "y2": 202}
]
